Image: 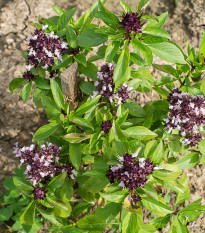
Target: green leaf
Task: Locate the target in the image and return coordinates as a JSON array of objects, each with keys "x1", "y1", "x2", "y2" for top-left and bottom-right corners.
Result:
[
  {"x1": 131, "y1": 67, "x2": 154, "y2": 84},
  {"x1": 13, "y1": 176, "x2": 33, "y2": 191},
  {"x1": 75, "y1": 95, "x2": 101, "y2": 116},
  {"x1": 60, "y1": 182, "x2": 74, "y2": 203},
  {"x1": 100, "y1": 189, "x2": 129, "y2": 203},
  {"x1": 116, "y1": 109, "x2": 129, "y2": 126},
  {"x1": 200, "y1": 79, "x2": 205, "y2": 95},
  {"x1": 130, "y1": 52, "x2": 147, "y2": 66},
  {"x1": 33, "y1": 123, "x2": 60, "y2": 141},
  {"x1": 64, "y1": 133, "x2": 91, "y2": 143},
  {"x1": 66, "y1": 25, "x2": 77, "y2": 48},
  {"x1": 62, "y1": 226, "x2": 82, "y2": 233},
  {"x1": 95, "y1": 11, "x2": 120, "y2": 29},
  {"x1": 121, "y1": 208, "x2": 143, "y2": 233},
  {"x1": 9, "y1": 78, "x2": 26, "y2": 94},
  {"x1": 47, "y1": 196, "x2": 72, "y2": 218},
  {"x1": 155, "y1": 76, "x2": 176, "y2": 86},
  {"x1": 20, "y1": 201, "x2": 35, "y2": 225},
  {"x1": 77, "y1": 215, "x2": 106, "y2": 232},
  {"x1": 79, "y1": 81, "x2": 96, "y2": 95},
  {"x1": 78, "y1": 62, "x2": 98, "y2": 80},
  {"x1": 153, "y1": 64, "x2": 179, "y2": 77},
  {"x1": 70, "y1": 117, "x2": 94, "y2": 130},
  {"x1": 0, "y1": 206, "x2": 14, "y2": 222},
  {"x1": 153, "y1": 169, "x2": 181, "y2": 181},
  {"x1": 74, "y1": 54, "x2": 87, "y2": 66},
  {"x1": 105, "y1": 41, "x2": 120, "y2": 63},
  {"x1": 144, "y1": 27, "x2": 171, "y2": 40},
  {"x1": 123, "y1": 102, "x2": 146, "y2": 118},
  {"x1": 124, "y1": 126, "x2": 157, "y2": 140},
  {"x1": 150, "y1": 215, "x2": 170, "y2": 228},
  {"x1": 174, "y1": 152, "x2": 199, "y2": 169},
  {"x1": 131, "y1": 39, "x2": 153, "y2": 66},
  {"x1": 83, "y1": 176, "x2": 109, "y2": 193},
  {"x1": 34, "y1": 77, "x2": 50, "y2": 89},
  {"x1": 145, "y1": 12, "x2": 168, "y2": 29},
  {"x1": 50, "y1": 79, "x2": 65, "y2": 111},
  {"x1": 148, "y1": 42, "x2": 186, "y2": 64},
  {"x1": 150, "y1": 140, "x2": 163, "y2": 163},
  {"x1": 139, "y1": 224, "x2": 156, "y2": 233},
  {"x1": 137, "y1": 0, "x2": 151, "y2": 12},
  {"x1": 21, "y1": 82, "x2": 32, "y2": 103},
  {"x1": 48, "y1": 172, "x2": 67, "y2": 190},
  {"x1": 41, "y1": 95, "x2": 61, "y2": 116},
  {"x1": 77, "y1": 29, "x2": 108, "y2": 47},
  {"x1": 69, "y1": 143, "x2": 82, "y2": 169},
  {"x1": 199, "y1": 31, "x2": 205, "y2": 56},
  {"x1": 58, "y1": 8, "x2": 76, "y2": 29},
  {"x1": 153, "y1": 86, "x2": 169, "y2": 99},
  {"x1": 52, "y1": 5, "x2": 64, "y2": 16},
  {"x1": 142, "y1": 197, "x2": 173, "y2": 216},
  {"x1": 176, "y1": 174, "x2": 190, "y2": 206},
  {"x1": 113, "y1": 44, "x2": 130, "y2": 86},
  {"x1": 120, "y1": 1, "x2": 132, "y2": 13},
  {"x1": 37, "y1": 207, "x2": 61, "y2": 227}
]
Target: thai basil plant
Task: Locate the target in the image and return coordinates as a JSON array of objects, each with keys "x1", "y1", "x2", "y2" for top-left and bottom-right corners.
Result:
[{"x1": 1, "y1": 0, "x2": 205, "y2": 232}]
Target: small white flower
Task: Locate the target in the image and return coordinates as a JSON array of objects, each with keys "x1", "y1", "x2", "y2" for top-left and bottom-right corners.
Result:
[
  {"x1": 181, "y1": 131, "x2": 186, "y2": 137},
  {"x1": 40, "y1": 172, "x2": 45, "y2": 177},
  {"x1": 169, "y1": 105, "x2": 174, "y2": 110},
  {"x1": 72, "y1": 169, "x2": 77, "y2": 174},
  {"x1": 26, "y1": 36, "x2": 33, "y2": 41},
  {"x1": 26, "y1": 65, "x2": 32, "y2": 71},
  {"x1": 124, "y1": 171, "x2": 129, "y2": 177},
  {"x1": 117, "y1": 97, "x2": 122, "y2": 105},
  {"x1": 90, "y1": 91, "x2": 99, "y2": 99},
  {"x1": 70, "y1": 174, "x2": 75, "y2": 180},
  {"x1": 27, "y1": 165, "x2": 32, "y2": 171},
  {"x1": 111, "y1": 166, "x2": 118, "y2": 172},
  {"x1": 109, "y1": 97, "x2": 113, "y2": 103},
  {"x1": 94, "y1": 81, "x2": 99, "y2": 86},
  {"x1": 20, "y1": 159, "x2": 24, "y2": 164},
  {"x1": 42, "y1": 24, "x2": 48, "y2": 30},
  {"x1": 44, "y1": 161, "x2": 50, "y2": 167},
  {"x1": 118, "y1": 181, "x2": 125, "y2": 188},
  {"x1": 108, "y1": 63, "x2": 113, "y2": 68},
  {"x1": 43, "y1": 64, "x2": 49, "y2": 70},
  {"x1": 102, "y1": 86, "x2": 106, "y2": 91},
  {"x1": 118, "y1": 155, "x2": 124, "y2": 162},
  {"x1": 32, "y1": 35, "x2": 38, "y2": 40},
  {"x1": 61, "y1": 42, "x2": 68, "y2": 49},
  {"x1": 55, "y1": 157, "x2": 59, "y2": 162}
]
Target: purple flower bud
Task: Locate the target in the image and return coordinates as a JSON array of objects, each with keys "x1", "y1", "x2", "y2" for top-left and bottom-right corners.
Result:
[
  {"x1": 34, "y1": 187, "x2": 46, "y2": 200},
  {"x1": 102, "y1": 121, "x2": 112, "y2": 134},
  {"x1": 23, "y1": 71, "x2": 34, "y2": 81},
  {"x1": 119, "y1": 12, "x2": 141, "y2": 35}
]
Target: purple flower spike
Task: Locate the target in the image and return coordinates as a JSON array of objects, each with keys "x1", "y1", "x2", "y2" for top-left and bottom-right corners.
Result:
[
  {"x1": 23, "y1": 71, "x2": 34, "y2": 81},
  {"x1": 15, "y1": 143, "x2": 76, "y2": 186},
  {"x1": 102, "y1": 121, "x2": 112, "y2": 134},
  {"x1": 119, "y1": 13, "x2": 141, "y2": 34},
  {"x1": 106, "y1": 153, "x2": 155, "y2": 192},
  {"x1": 165, "y1": 88, "x2": 205, "y2": 147},
  {"x1": 34, "y1": 187, "x2": 46, "y2": 200}
]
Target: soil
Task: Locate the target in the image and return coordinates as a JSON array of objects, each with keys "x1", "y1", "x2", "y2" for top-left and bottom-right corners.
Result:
[{"x1": 0, "y1": 0, "x2": 205, "y2": 232}]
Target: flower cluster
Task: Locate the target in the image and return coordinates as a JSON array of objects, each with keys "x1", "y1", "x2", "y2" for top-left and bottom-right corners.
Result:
[
  {"x1": 34, "y1": 187, "x2": 46, "y2": 200},
  {"x1": 119, "y1": 12, "x2": 141, "y2": 35},
  {"x1": 106, "y1": 152, "x2": 155, "y2": 203},
  {"x1": 165, "y1": 88, "x2": 205, "y2": 147},
  {"x1": 91, "y1": 63, "x2": 133, "y2": 105},
  {"x1": 15, "y1": 143, "x2": 76, "y2": 186},
  {"x1": 23, "y1": 25, "x2": 69, "y2": 80},
  {"x1": 102, "y1": 121, "x2": 112, "y2": 134}
]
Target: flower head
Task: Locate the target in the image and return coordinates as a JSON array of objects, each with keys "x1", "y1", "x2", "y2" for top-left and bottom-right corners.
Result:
[
  {"x1": 106, "y1": 153, "x2": 154, "y2": 191},
  {"x1": 102, "y1": 121, "x2": 112, "y2": 134},
  {"x1": 119, "y1": 12, "x2": 141, "y2": 34},
  {"x1": 34, "y1": 187, "x2": 46, "y2": 200},
  {"x1": 166, "y1": 88, "x2": 205, "y2": 147}
]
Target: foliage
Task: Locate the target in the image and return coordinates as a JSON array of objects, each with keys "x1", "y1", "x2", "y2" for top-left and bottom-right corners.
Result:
[{"x1": 2, "y1": 0, "x2": 205, "y2": 232}]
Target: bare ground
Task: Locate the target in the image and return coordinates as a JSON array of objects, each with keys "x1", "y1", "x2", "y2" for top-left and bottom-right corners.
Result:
[{"x1": 0, "y1": 0, "x2": 205, "y2": 232}]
